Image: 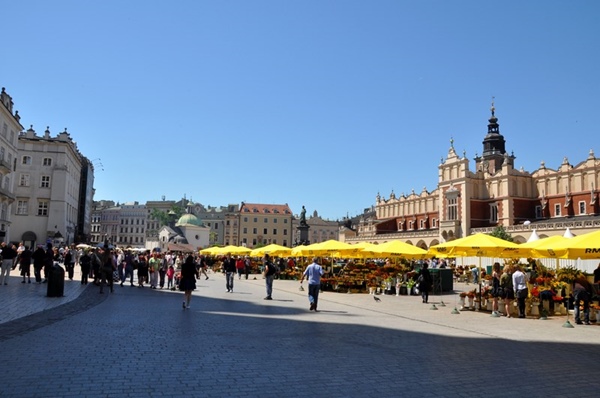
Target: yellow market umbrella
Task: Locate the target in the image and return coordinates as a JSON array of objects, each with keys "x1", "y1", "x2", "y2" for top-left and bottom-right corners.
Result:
[
  {"x1": 291, "y1": 240, "x2": 355, "y2": 257},
  {"x1": 520, "y1": 235, "x2": 569, "y2": 258},
  {"x1": 367, "y1": 240, "x2": 428, "y2": 259},
  {"x1": 201, "y1": 245, "x2": 251, "y2": 256},
  {"x1": 542, "y1": 229, "x2": 600, "y2": 259},
  {"x1": 199, "y1": 246, "x2": 223, "y2": 255},
  {"x1": 428, "y1": 233, "x2": 522, "y2": 258},
  {"x1": 250, "y1": 244, "x2": 292, "y2": 257},
  {"x1": 219, "y1": 245, "x2": 252, "y2": 255},
  {"x1": 342, "y1": 242, "x2": 379, "y2": 258}
]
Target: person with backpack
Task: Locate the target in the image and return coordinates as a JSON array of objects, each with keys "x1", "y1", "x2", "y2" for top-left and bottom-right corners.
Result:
[
  {"x1": 263, "y1": 254, "x2": 278, "y2": 300},
  {"x1": 300, "y1": 257, "x2": 323, "y2": 311}
]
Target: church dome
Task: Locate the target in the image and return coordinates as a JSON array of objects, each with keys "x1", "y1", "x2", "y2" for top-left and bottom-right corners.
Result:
[{"x1": 176, "y1": 213, "x2": 203, "y2": 227}]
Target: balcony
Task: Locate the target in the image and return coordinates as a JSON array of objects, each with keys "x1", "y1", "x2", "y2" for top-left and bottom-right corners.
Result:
[
  {"x1": 0, "y1": 186, "x2": 15, "y2": 203},
  {"x1": 0, "y1": 158, "x2": 11, "y2": 173}
]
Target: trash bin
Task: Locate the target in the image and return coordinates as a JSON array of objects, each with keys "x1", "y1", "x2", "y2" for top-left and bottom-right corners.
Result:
[{"x1": 47, "y1": 263, "x2": 65, "y2": 297}]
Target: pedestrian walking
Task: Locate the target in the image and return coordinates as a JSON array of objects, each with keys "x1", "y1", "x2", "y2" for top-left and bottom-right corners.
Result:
[
  {"x1": 180, "y1": 255, "x2": 197, "y2": 309},
  {"x1": 417, "y1": 262, "x2": 432, "y2": 304},
  {"x1": 159, "y1": 253, "x2": 168, "y2": 289},
  {"x1": 263, "y1": 254, "x2": 278, "y2": 300},
  {"x1": 148, "y1": 252, "x2": 160, "y2": 289},
  {"x1": 167, "y1": 265, "x2": 175, "y2": 289},
  {"x1": 0, "y1": 242, "x2": 17, "y2": 285},
  {"x1": 236, "y1": 256, "x2": 245, "y2": 280},
  {"x1": 244, "y1": 256, "x2": 251, "y2": 279},
  {"x1": 99, "y1": 246, "x2": 115, "y2": 294},
  {"x1": 64, "y1": 244, "x2": 76, "y2": 280},
  {"x1": 79, "y1": 249, "x2": 91, "y2": 285},
  {"x1": 32, "y1": 245, "x2": 45, "y2": 283},
  {"x1": 491, "y1": 262, "x2": 502, "y2": 315},
  {"x1": 19, "y1": 246, "x2": 33, "y2": 284},
  {"x1": 121, "y1": 250, "x2": 135, "y2": 287},
  {"x1": 137, "y1": 254, "x2": 148, "y2": 288},
  {"x1": 300, "y1": 257, "x2": 323, "y2": 311},
  {"x1": 222, "y1": 253, "x2": 236, "y2": 292},
  {"x1": 198, "y1": 255, "x2": 209, "y2": 280}
]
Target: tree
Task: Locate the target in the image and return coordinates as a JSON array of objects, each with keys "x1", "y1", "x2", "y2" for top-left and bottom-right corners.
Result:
[
  {"x1": 489, "y1": 225, "x2": 513, "y2": 242},
  {"x1": 149, "y1": 205, "x2": 185, "y2": 227}
]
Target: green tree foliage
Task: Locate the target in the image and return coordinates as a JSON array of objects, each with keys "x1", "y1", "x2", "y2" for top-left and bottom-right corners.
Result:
[
  {"x1": 489, "y1": 225, "x2": 513, "y2": 242},
  {"x1": 149, "y1": 205, "x2": 184, "y2": 227}
]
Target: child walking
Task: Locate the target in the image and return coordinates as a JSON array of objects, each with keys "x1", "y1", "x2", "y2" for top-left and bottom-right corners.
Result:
[{"x1": 167, "y1": 265, "x2": 175, "y2": 289}]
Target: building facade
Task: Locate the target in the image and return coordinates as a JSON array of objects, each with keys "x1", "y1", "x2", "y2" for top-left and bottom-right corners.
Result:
[
  {"x1": 117, "y1": 202, "x2": 147, "y2": 247},
  {"x1": 291, "y1": 209, "x2": 339, "y2": 245},
  {"x1": 0, "y1": 87, "x2": 22, "y2": 243},
  {"x1": 236, "y1": 202, "x2": 293, "y2": 248},
  {"x1": 14, "y1": 125, "x2": 94, "y2": 247},
  {"x1": 348, "y1": 104, "x2": 600, "y2": 247}
]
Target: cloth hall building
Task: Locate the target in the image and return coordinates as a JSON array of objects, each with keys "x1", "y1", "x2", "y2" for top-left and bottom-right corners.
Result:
[{"x1": 345, "y1": 105, "x2": 600, "y2": 247}]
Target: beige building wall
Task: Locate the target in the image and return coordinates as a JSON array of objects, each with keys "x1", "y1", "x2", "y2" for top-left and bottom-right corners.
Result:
[
  {"x1": 14, "y1": 126, "x2": 84, "y2": 246},
  {"x1": 237, "y1": 202, "x2": 293, "y2": 248}
]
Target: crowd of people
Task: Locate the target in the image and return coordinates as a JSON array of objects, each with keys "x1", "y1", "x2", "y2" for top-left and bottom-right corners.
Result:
[
  {"x1": 4, "y1": 241, "x2": 597, "y2": 320},
  {"x1": 0, "y1": 242, "x2": 323, "y2": 312}
]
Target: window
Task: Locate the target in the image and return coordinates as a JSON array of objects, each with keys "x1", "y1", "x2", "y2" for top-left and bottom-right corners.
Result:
[
  {"x1": 253, "y1": 228, "x2": 257, "y2": 234},
  {"x1": 284, "y1": 219, "x2": 288, "y2": 224},
  {"x1": 253, "y1": 217, "x2": 257, "y2": 222},
  {"x1": 490, "y1": 203, "x2": 498, "y2": 223},
  {"x1": 535, "y1": 206, "x2": 542, "y2": 219},
  {"x1": 263, "y1": 228, "x2": 268, "y2": 234},
  {"x1": 283, "y1": 229, "x2": 287, "y2": 235},
  {"x1": 447, "y1": 197, "x2": 458, "y2": 221},
  {"x1": 37, "y1": 200, "x2": 49, "y2": 216},
  {"x1": 554, "y1": 204, "x2": 561, "y2": 217},
  {"x1": 16, "y1": 200, "x2": 28, "y2": 215},
  {"x1": 43, "y1": 158, "x2": 52, "y2": 166},
  {"x1": 243, "y1": 227, "x2": 247, "y2": 233},
  {"x1": 419, "y1": 220, "x2": 425, "y2": 229},
  {"x1": 22, "y1": 156, "x2": 32, "y2": 165},
  {"x1": 40, "y1": 175, "x2": 50, "y2": 188},
  {"x1": 273, "y1": 229, "x2": 277, "y2": 234},
  {"x1": 19, "y1": 174, "x2": 30, "y2": 187},
  {"x1": 243, "y1": 217, "x2": 248, "y2": 222},
  {"x1": 579, "y1": 201, "x2": 586, "y2": 215},
  {"x1": 274, "y1": 218, "x2": 278, "y2": 223},
  {"x1": 264, "y1": 218, "x2": 268, "y2": 223},
  {"x1": 409, "y1": 221, "x2": 414, "y2": 230}
]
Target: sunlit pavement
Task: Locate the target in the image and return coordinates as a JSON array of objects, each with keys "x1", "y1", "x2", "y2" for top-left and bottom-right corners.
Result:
[{"x1": 1, "y1": 268, "x2": 598, "y2": 397}]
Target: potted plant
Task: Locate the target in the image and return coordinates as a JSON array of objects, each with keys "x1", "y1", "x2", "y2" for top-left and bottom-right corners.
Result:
[{"x1": 406, "y1": 279, "x2": 416, "y2": 295}]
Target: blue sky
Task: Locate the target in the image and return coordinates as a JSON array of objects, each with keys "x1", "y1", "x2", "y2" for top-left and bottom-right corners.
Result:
[{"x1": 2, "y1": 1, "x2": 598, "y2": 221}]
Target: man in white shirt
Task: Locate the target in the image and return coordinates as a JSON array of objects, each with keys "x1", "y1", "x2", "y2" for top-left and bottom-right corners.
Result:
[{"x1": 512, "y1": 265, "x2": 529, "y2": 318}]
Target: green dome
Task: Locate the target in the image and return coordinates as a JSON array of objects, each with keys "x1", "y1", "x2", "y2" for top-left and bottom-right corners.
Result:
[{"x1": 176, "y1": 213, "x2": 203, "y2": 227}]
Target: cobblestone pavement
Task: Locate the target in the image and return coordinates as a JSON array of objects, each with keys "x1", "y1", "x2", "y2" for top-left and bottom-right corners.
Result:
[{"x1": 1, "y1": 269, "x2": 599, "y2": 397}]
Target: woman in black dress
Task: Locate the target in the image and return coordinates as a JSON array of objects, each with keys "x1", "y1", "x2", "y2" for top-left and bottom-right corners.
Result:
[
  {"x1": 180, "y1": 255, "x2": 197, "y2": 309},
  {"x1": 418, "y1": 262, "x2": 432, "y2": 304},
  {"x1": 137, "y1": 254, "x2": 149, "y2": 288}
]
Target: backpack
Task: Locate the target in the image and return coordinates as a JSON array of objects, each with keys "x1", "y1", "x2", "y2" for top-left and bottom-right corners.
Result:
[{"x1": 265, "y1": 261, "x2": 279, "y2": 276}]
